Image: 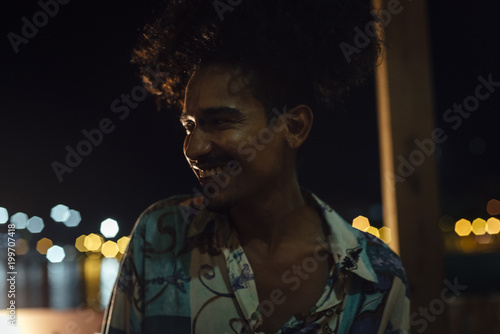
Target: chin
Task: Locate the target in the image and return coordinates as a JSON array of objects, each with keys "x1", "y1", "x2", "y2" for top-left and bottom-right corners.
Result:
[{"x1": 202, "y1": 191, "x2": 237, "y2": 213}]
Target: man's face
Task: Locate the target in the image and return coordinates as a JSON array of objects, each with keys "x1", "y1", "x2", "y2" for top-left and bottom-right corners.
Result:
[{"x1": 181, "y1": 65, "x2": 290, "y2": 211}]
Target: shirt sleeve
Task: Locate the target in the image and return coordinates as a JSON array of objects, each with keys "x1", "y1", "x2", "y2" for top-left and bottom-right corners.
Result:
[{"x1": 101, "y1": 217, "x2": 146, "y2": 334}]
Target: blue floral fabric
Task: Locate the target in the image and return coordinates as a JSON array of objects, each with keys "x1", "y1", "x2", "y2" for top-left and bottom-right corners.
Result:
[{"x1": 102, "y1": 191, "x2": 410, "y2": 333}]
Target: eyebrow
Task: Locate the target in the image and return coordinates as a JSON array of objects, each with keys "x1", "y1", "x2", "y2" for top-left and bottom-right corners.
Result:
[{"x1": 179, "y1": 106, "x2": 244, "y2": 122}]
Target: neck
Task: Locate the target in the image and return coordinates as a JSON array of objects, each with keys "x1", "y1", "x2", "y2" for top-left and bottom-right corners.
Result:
[{"x1": 229, "y1": 175, "x2": 325, "y2": 255}]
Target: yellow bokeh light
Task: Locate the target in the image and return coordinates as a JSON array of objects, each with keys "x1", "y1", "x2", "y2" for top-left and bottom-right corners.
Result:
[
  {"x1": 84, "y1": 233, "x2": 103, "y2": 252},
  {"x1": 117, "y1": 236, "x2": 130, "y2": 254},
  {"x1": 36, "y1": 238, "x2": 53, "y2": 255},
  {"x1": 378, "y1": 226, "x2": 392, "y2": 244},
  {"x1": 75, "y1": 235, "x2": 88, "y2": 252},
  {"x1": 353, "y1": 216, "x2": 370, "y2": 231},
  {"x1": 366, "y1": 226, "x2": 380, "y2": 238},
  {"x1": 101, "y1": 241, "x2": 119, "y2": 258},
  {"x1": 486, "y1": 217, "x2": 500, "y2": 234},
  {"x1": 455, "y1": 219, "x2": 472, "y2": 237},
  {"x1": 471, "y1": 218, "x2": 487, "y2": 235}
]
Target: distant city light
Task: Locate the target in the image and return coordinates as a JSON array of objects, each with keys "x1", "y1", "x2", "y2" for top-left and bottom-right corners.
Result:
[
  {"x1": 487, "y1": 199, "x2": 500, "y2": 216},
  {"x1": 0, "y1": 207, "x2": 8, "y2": 224},
  {"x1": 10, "y1": 212, "x2": 28, "y2": 229},
  {"x1": 63, "y1": 209, "x2": 81, "y2": 227},
  {"x1": 50, "y1": 204, "x2": 70, "y2": 222},
  {"x1": 366, "y1": 226, "x2": 380, "y2": 238},
  {"x1": 46, "y1": 245, "x2": 66, "y2": 263},
  {"x1": 471, "y1": 218, "x2": 487, "y2": 236},
  {"x1": 36, "y1": 238, "x2": 53, "y2": 255},
  {"x1": 101, "y1": 241, "x2": 119, "y2": 258},
  {"x1": 117, "y1": 236, "x2": 130, "y2": 254},
  {"x1": 486, "y1": 217, "x2": 500, "y2": 234},
  {"x1": 455, "y1": 219, "x2": 472, "y2": 236},
  {"x1": 352, "y1": 216, "x2": 370, "y2": 231},
  {"x1": 84, "y1": 233, "x2": 103, "y2": 252},
  {"x1": 27, "y1": 216, "x2": 45, "y2": 233},
  {"x1": 100, "y1": 218, "x2": 119, "y2": 238},
  {"x1": 75, "y1": 235, "x2": 88, "y2": 252},
  {"x1": 475, "y1": 234, "x2": 493, "y2": 245},
  {"x1": 379, "y1": 226, "x2": 392, "y2": 244}
]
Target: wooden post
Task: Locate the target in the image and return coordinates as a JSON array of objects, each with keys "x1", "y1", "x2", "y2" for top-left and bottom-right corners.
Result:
[{"x1": 372, "y1": 0, "x2": 446, "y2": 332}]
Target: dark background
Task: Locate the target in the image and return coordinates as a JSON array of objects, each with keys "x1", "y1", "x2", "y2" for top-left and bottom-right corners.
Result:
[{"x1": 0, "y1": 0, "x2": 499, "y2": 268}]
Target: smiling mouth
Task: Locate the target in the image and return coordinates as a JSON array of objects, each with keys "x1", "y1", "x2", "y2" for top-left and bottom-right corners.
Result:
[{"x1": 198, "y1": 166, "x2": 225, "y2": 178}]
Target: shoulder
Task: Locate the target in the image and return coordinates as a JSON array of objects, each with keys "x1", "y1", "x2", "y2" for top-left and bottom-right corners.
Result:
[
  {"x1": 129, "y1": 194, "x2": 205, "y2": 253},
  {"x1": 359, "y1": 231, "x2": 409, "y2": 298}
]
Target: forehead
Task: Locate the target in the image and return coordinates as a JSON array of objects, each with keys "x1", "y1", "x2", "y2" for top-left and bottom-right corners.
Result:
[{"x1": 182, "y1": 65, "x2": 264, "y2": 118}]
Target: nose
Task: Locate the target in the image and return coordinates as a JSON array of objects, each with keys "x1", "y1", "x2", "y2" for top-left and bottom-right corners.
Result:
[{"x1": 183, "y1": 127, "x2": 213, "y2": 162}]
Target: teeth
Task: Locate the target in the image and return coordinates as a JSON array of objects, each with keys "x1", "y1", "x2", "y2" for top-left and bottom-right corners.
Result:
[{"x1": 199, "y1": 166, "x2": 225, "y2": 178}]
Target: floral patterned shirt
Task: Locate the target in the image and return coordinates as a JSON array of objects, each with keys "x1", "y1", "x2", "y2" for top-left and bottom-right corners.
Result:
[{"x1": 102, "y1": 191, "x2": 410, "y2": 334}]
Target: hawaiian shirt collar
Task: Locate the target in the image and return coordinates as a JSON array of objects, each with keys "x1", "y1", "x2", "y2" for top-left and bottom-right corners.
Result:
[
  {"x1": 304, "y1": 190, "x2": 378, "y2": 284},
  {"x1": 186, "y1": 190, "x2": 378, "y2": 284}
]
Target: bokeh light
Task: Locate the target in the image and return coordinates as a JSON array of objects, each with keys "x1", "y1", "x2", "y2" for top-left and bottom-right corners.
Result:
[
  {"x1": 16, "y1": 238, "x2": 30, "y2": 255},
  {"x1": 352, "y1": 216, "x2": 370, "y2": 231},
  {"x1": 101, "y1": 241, "x2": 119, "y2": 258},
  {"x1": 117, "y1": 236, "x2": 130, "y2": 254},
  {"x1": 27, "y1": 216, "x2": 45, "y2": 233},
  {"x1": 46, "y1": 245, "x2": 66, "y2": 263},
  {"x1": 471, "y1": 218, "x2": 487, "y2": 236},
  {"x1": 455, "y1": 219, "x2": 472, "y2": 236},
  {"x1": 486, "y1": 217, "x2": 500, "y2": 234},
  {"x1": 487, "y1": 199, "x2": 500, "y2": 216},
  {"x1": 11, "y1": 212, "x2": 28, "y2": 229},
  {"x1": 366, "y1": 226, "x2": 380, "y2": 238},
  {"x1": 36, "y1": 238, "x2": 53, "y2": 255},
  {"x1": 378, "y1": 226, "x2": 392, "y2": 244},
  {"x1": 64, "y1": 209, "x2": 82, "y2": 227},
  {"x1": 100, "y1": 218, "x2": 119, "y2": 238},
  {"x1": 84, "y1": 233, "x2": 103, "y2": 252},
  {"x1": 50, "y1": 204, "x2": 70, "y2": 222},
  {"x1": 75, "y1": 235, "x2": 88, "y2": 252},
  {"x1": 0, "y1": 207, "x2": 8, "y2": 224}
]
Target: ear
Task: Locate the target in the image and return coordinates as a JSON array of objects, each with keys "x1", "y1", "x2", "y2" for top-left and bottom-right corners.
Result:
[{"x1": 280, "y1": 104, "x2": 313, "y2": 149}]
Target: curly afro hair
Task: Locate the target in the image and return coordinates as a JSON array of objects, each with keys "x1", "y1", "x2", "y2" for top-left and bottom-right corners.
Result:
[{"x1": 132, "y1": 0, "x2": 382, "y2": 117}]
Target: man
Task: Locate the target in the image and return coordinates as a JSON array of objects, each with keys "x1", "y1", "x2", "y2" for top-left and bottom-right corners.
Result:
[{"x1": 102, "y1": 0, "x2": 410, "y2": 333}]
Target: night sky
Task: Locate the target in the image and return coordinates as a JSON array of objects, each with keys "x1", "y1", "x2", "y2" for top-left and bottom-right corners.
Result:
[{"x1": 0, "y1": 0, "x2": 499, "y2": 247}]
